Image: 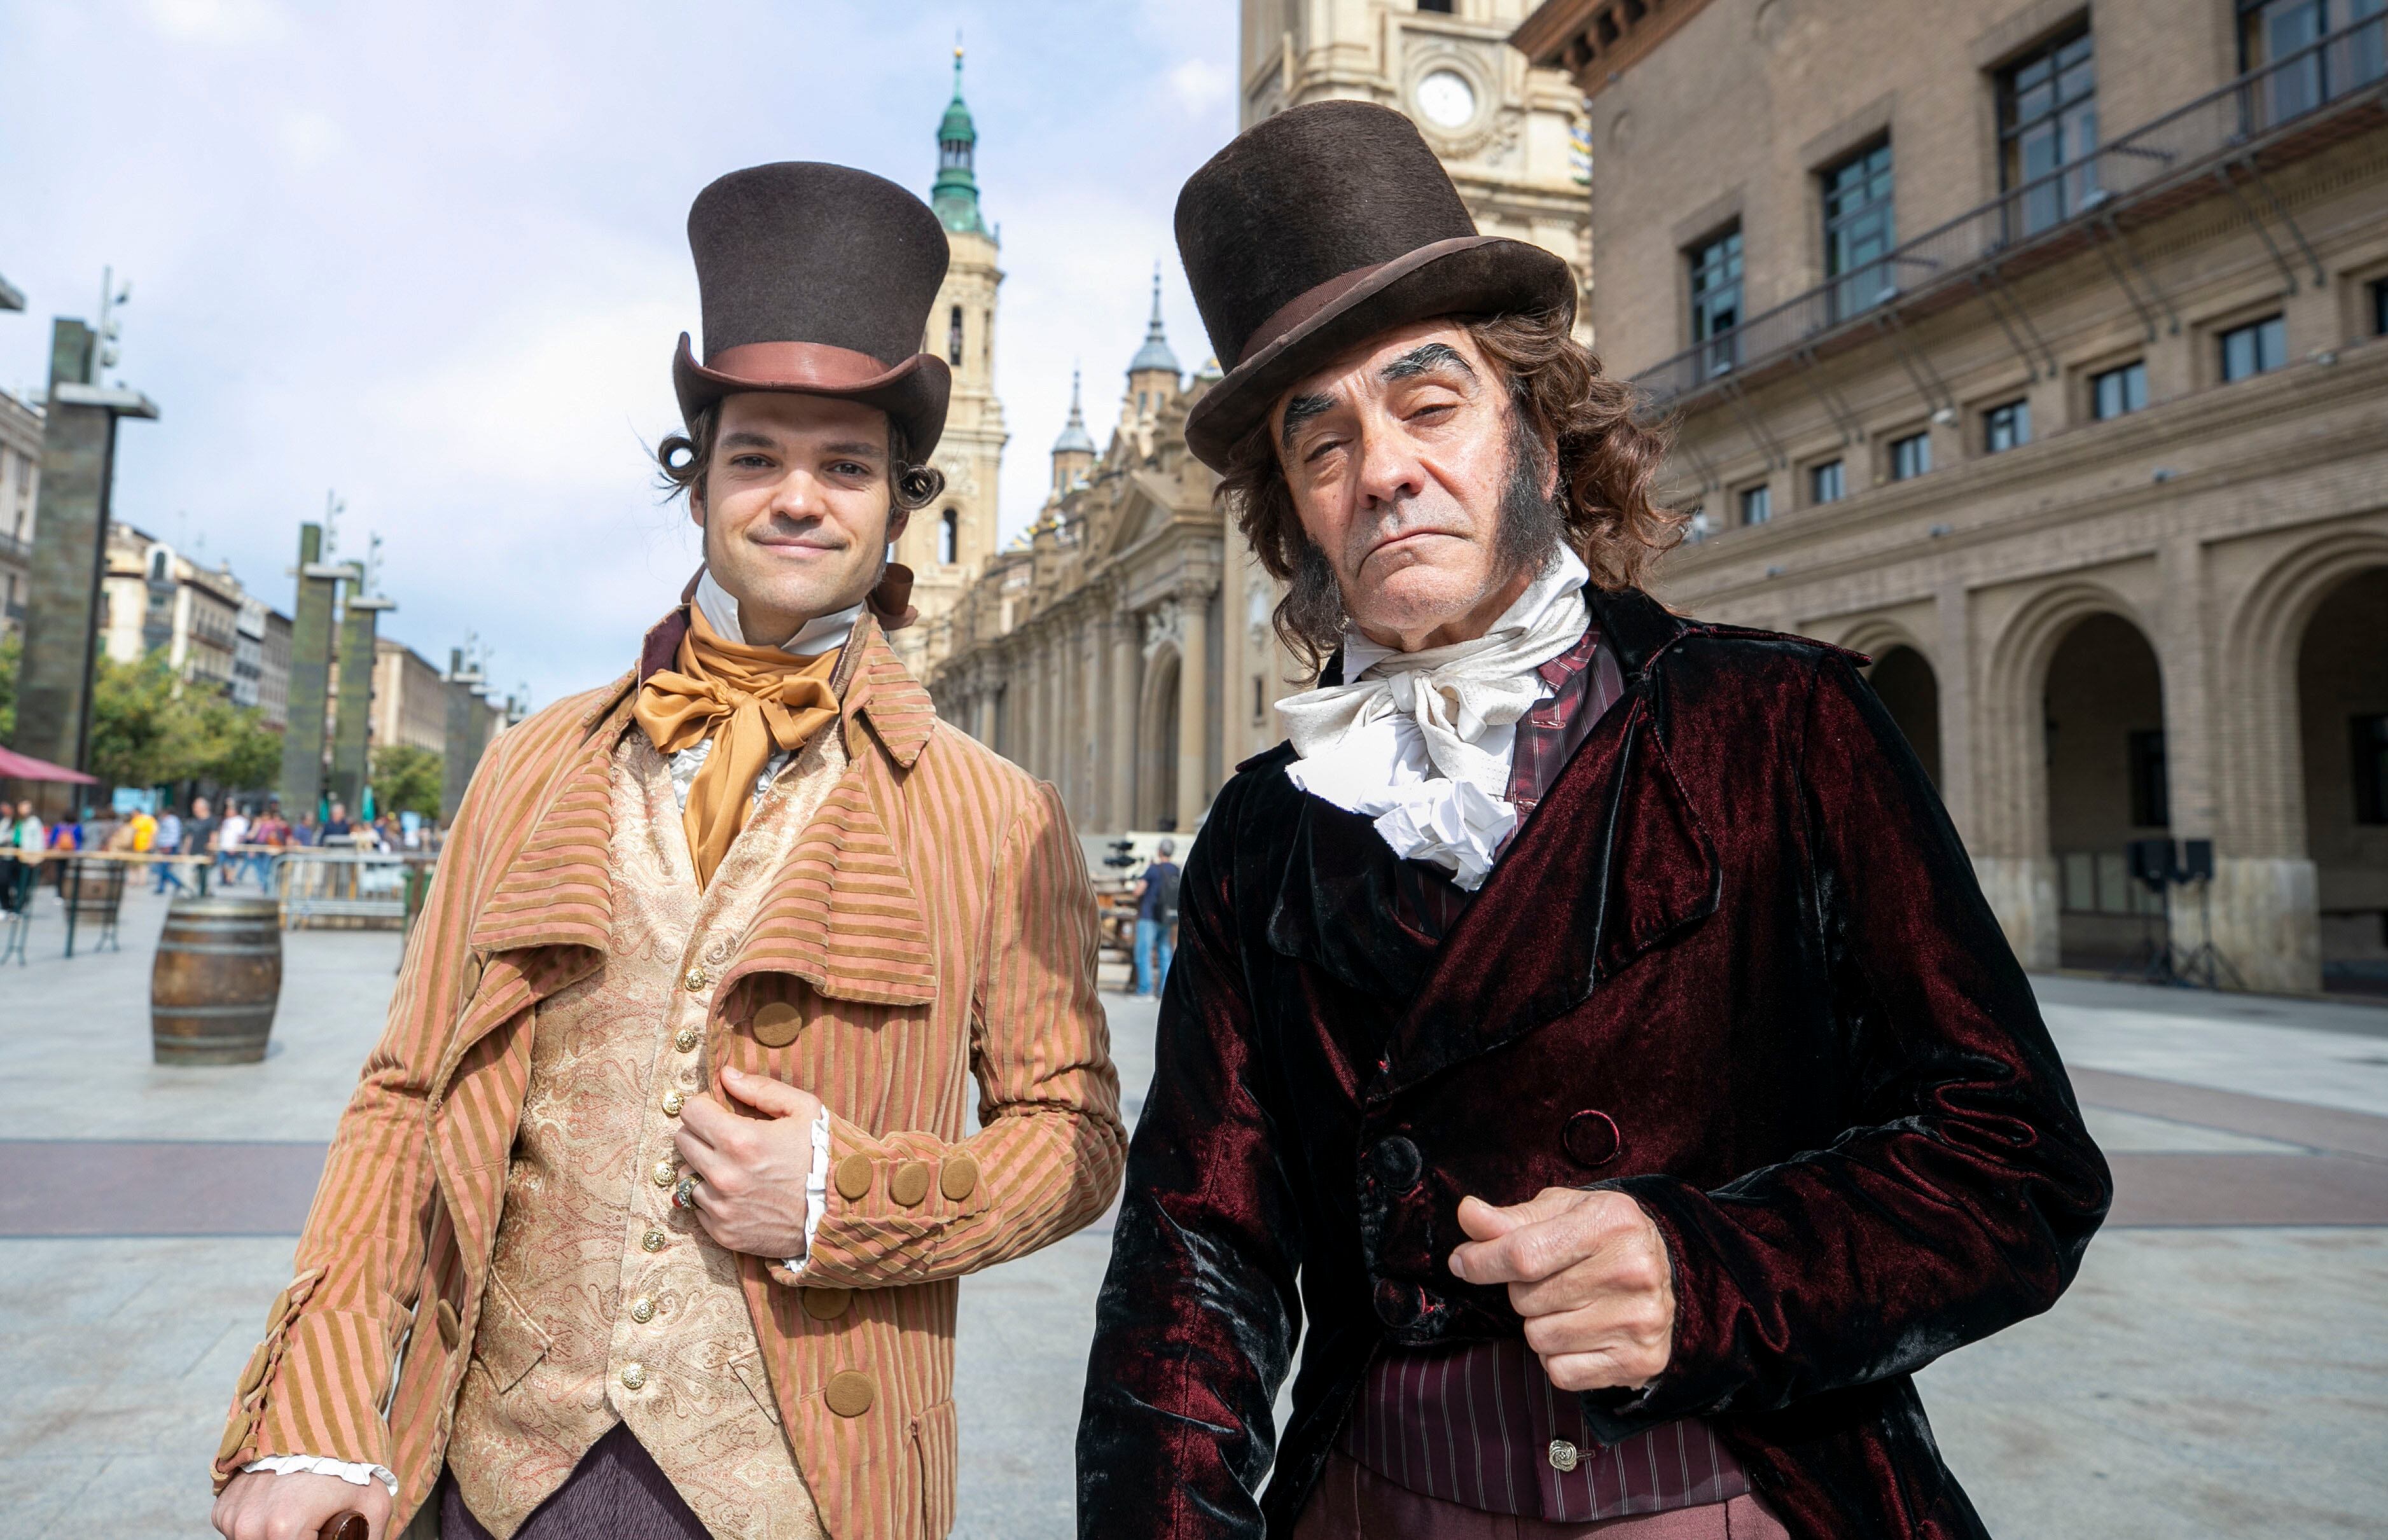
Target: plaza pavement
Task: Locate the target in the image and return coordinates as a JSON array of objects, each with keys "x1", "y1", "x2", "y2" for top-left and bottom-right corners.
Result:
[{"x1": 0, "y1": 878, "x2": 2383, "y2": 1537}]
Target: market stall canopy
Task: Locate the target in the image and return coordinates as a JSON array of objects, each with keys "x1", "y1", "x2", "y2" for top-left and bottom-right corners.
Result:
[{"x1": 0, "y1": 747, "x2": 99, "y2": 784}]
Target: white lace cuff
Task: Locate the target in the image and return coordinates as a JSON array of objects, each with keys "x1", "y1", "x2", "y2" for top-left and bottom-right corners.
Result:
[
  {"x1": 782, "y1": 1105, "x2": 833, "y2": 1275},
  {"x1": 240, "y1": 1453, "x2": 398, "y2": 1495}
]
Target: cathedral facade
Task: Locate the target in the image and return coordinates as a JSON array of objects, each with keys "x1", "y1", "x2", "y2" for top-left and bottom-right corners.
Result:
[{"x1": 923, "y1": 3, "x2": 1590, "y2": 842}]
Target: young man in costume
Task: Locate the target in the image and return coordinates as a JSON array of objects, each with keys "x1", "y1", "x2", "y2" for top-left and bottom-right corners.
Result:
[
  {"x1": 1077, "y1": 102, "x2": 2111, "y2": 1540},
  {"x1": 211, "y1": 162, "x2": 1124, "y2": 1540}
]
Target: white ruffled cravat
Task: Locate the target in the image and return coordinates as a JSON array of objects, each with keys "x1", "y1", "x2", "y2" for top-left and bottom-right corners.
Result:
[{"x1": 1277, "y1": 547, "x2": 1590, "y2": 889}]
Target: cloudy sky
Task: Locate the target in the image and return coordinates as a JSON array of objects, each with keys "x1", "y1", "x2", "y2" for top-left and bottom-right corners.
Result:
[{"x1": 0, "y1": 0, "x2": 1239, "y2": 708}]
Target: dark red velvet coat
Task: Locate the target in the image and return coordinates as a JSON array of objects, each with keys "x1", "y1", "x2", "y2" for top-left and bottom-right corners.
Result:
[{"x1": 1075, "y1": 586, "x2": 2111, "y2": 1540}]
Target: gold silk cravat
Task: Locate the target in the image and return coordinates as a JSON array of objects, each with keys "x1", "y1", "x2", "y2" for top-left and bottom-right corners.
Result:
[{"x1": 633, "y1": 604, "x2": 840, "y2": 888}]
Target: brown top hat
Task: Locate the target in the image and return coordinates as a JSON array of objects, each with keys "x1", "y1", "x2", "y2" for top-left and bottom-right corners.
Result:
[
  {"x1": 673, "y1": 162, "x2": 953, "y2": 455},
  {"x1": 1176, "y1": 101, "x2": 1574, "y2": 471}
]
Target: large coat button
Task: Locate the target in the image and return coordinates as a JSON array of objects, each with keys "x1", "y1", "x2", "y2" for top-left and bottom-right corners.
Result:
[
  {"x1": 1370, "y1": 1136, "x2": 1422, "y2": 1191},
  {"x1": 752, "y1": 1002, "x2": 803, "y2": 1048},
  {"x1": 1564, "y1": 1110, "x2": 1622, "y2": 1169},
  {"x1": 1372, "y1": 1279, "x2": 1420, "y2": 1327},
  {"x1": 825, "y1": 1370, "x2": 875, "y2": 1418}
]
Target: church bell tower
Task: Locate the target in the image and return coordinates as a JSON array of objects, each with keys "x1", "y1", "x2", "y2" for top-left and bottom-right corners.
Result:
[{"x1": 900, "y1": 44, "x2": 1008, "y2": 672}]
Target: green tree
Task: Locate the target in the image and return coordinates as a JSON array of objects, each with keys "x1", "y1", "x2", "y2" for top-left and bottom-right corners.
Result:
[
  {"x1": 0, "y1": 629, "x2": 18, "y2": 741},
  {"x1": 85, "y1": 648, "x2": 283, "y2": 793},
  {"x1": 87, "y1": 648, "x2": 186, "y2": 789},
  {"x1": 372, "y1": 743, "x2": 445, "y2": 818}
]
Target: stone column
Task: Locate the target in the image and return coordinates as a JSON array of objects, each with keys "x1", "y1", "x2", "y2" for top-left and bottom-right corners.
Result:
[
  {"x1": 1176, "y1": 589, "x2": 1210, "y2": 835},
  {"x1": 12, "y1": 319, "x2": 158, "y2": 798},
  {"x1": 1111, "y1": 614, "x2": 1139, "y2": 829},
  {"x1": 440, "y1": 649, "x2": 489, "y2": 821},
  {"x1": 329, "y1": 590, "x2": 393, "y2": 814}
]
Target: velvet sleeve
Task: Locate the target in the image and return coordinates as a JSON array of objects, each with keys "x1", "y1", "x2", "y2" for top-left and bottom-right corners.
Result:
[
  {"x1": 1585, "y1": 651, "x2": 2112, "y2": 1439},
  {"x1": 1076, "y1": 782, "x2": 1302, "y2": 1540}
]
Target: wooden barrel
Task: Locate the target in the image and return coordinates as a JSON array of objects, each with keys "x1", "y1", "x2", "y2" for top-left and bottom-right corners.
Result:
[{"x1": 151, "y1": 896, "x2": 284, "y2": 1065}]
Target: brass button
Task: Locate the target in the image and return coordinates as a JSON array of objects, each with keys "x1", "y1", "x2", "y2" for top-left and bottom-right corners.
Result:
[
  {"x1": 1548, "y1": 1439, "x2": 1580, "y2": 1473},
  {"x1": 651, "y1": 1158, "x2": 677, "y2": 1188},
  {"x1": 753, "y1": 1001, "x2": 803, "y2": 1048},
  {"x1": 824, "y1": 1370, "x2": 875, "y2": 1419},
  {"x1": 436, "y1": 1298, "x2": 461, "y2": 1351},
  {"x1": 684, "y1": 965, "x2": 711, "y2": 992},
  {"x1": 834, "y1": 1153, "x2": 873, "y2": 1202},
  {"x1": 802, "y1": 1286, "x2": 852, "y2": 1321},
  {"x1": 629, "y1": 1296, "x2": 655, "y2": 1324},
  {"x1": 891, "y1": 1161, "x2": 933, "y2": 1208},
  {"x1": 675, "y1": 1026, "x2": 702, "y2": 1053},
  {"x1": 621, "y1": 1363, "x2": 646, "y2": 1391},
  {"x1": 662, "y1": 1089, "x2": 685, "y2": 1116},
  {"x1": 641, "y1": 1228, "x2": 668, "y2": 1253},
  {"x1": 940, "y1": 1155, "x2": 980, "y2": 1202}
]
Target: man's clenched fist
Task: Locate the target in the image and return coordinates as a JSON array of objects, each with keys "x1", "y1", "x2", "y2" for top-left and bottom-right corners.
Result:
[
  {"x1": 212, "y1": 1468, "x2": 389, "y2": 1540},
  {"x1": 672, "y1": 1065, "x2": 824, "y2": 1258},
  {"x1": 1447, "y1": 1187, "x2": 1674, "y2": 1392}
]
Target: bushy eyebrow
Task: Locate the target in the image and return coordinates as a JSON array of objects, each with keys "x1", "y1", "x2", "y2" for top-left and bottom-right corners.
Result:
[
  {"x1": 1379, "y1": 342, "x2": 1475, "y2": 383},
  {"x1": 1279, "y1": 391, "x2": 1336, "y2": 450}
]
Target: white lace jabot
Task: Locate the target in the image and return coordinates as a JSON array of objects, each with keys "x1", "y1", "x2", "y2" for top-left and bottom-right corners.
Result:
[{"x1": 1275, "y1": 547, "x2": 1590, "y2": 889}]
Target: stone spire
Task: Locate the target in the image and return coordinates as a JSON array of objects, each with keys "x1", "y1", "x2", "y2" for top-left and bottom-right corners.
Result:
[
  {"x1": 1053, "y1": 365, "x2": 1096, "y2": 456},
  {"x1": 931, "y1": 41, "x2": 992, "y2": 239},
  {"x1": 1128, "y1": 263, "x2": 1180, "y2": 377},
  {"x1": 1052, "y1": 363, "x2": 1097, "y2": 496}
]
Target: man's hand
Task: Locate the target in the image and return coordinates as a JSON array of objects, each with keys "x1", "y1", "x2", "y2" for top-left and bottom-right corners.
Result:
[
  {"x1": 211, "y1": 1467, "x2": 390, "y2": 1540},
  {"x1": 673, "y1": 1067, "x2": 823, "y2": 1258},
  {"x1": 1447, "y1": 1188, "x2": 1676, "y2": 1392}
]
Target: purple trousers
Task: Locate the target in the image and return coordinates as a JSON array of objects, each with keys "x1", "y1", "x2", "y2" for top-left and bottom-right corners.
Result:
[
  {"x1": 440, "y1": 1422, "x2": 708, "y2": 1540},
  {"x1": 1295, "y1": 1450, "x2": 1792, "y2": 1540}
]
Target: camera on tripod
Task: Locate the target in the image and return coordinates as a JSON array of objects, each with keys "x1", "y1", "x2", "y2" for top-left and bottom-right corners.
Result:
[
  {"x1": 2120, "y1": 836, "x2": 2239, "y2": 990},
  {"x1": 1103, "y1": 838, "x2": 1138, "y2": 872}
]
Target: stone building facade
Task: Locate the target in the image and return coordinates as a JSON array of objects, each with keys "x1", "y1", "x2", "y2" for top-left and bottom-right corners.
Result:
[
  {"x1": 891, "y1": 48, "x2": 1008, "y2": 679},
  {"x1": 370, "y1": 635, "x2": 450, "y2": 756},
  {"x1": 1517, "y1": 0, "x2": 2388, "y2": 993},
  {"x1": 0, "y1": 389, "x2": 42, "y2": 639},
  {"x1": 924, "y1": 316, "x2": 1300, "y2": 838}
]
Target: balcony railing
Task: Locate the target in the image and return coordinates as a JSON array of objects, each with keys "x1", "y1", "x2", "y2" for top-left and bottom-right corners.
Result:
[
  {"x1": 0, "y1": 530, "x2": 29, "y2": 566},
  {"x1": 1635, "y1": 16, "x2": 2388, "y2": 408}
]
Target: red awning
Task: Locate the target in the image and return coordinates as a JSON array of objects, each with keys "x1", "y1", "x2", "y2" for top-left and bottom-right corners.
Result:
[{"x1": 0, "y1": 746, "x2": 99, "y2": 784}]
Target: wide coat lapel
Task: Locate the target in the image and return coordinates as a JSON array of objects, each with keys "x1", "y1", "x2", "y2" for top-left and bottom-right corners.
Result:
[
  {"x1": 1349, "y1": 586, "x2": 1724, "y2": 1100},
  {"x1": 721, "y1": 614, "x2": 940, "y2": 1012}
]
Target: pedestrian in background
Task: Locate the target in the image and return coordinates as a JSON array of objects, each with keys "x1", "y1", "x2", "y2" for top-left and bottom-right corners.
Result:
[
  {"x1": 217, "y1": 803, "x2": 251, "y2": 887},
  {"x1": 186, "y1": 796, "x2": 221, "y2": 892},
  {"x1": 1134, "y1": 838, "x2": 1180, "y2": 997},
  {"x1": 4, "y1": 800, "x2": 40, "y2": 912},
  {"x1": 153, "y1": 805, "x2": 186, "y2": 893}
]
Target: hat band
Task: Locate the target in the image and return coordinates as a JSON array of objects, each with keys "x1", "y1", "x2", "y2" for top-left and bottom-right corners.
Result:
[
  {"x1": 1234, "y1": 235, "x2": 1502, "y2": 368},
  {"x1": 704, "y1": 340, "x2": 898, "y2": 390}
]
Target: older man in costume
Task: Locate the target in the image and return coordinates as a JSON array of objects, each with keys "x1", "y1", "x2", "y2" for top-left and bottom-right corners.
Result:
[
  {"x1": 1077, "y1": 103, "x2": 2110, "y2": 1540},
  {"x1": 212, "y1": 162, "x2": 1124, "y2": 1540}
]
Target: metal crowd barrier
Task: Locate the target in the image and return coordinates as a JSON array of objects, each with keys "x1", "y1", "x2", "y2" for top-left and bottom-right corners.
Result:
[{"x1": 270, "y1": 848, "x2": 434, "y2": 928}]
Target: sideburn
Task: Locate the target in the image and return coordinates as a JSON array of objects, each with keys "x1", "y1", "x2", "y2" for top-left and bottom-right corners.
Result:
[{"x1": 1494, "y1": 410, "x2": 1567, "y2": 583}]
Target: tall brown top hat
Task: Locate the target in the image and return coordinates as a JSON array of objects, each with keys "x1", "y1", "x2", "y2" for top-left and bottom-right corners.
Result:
[
  {"x1": 1176, "y1": 101, "x2": 1574, "y2": 471},
  {"x1": 673, "y1": 162, "x2": 952, "y2": 455}
]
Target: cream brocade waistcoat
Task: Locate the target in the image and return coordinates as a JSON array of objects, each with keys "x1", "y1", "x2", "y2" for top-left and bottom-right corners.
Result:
[{"x1": 447, "y1": 726, "x2": 847, "y2": 1540}]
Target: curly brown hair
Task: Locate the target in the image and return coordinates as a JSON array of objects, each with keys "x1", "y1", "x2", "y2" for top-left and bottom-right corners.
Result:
[
  {"x1": 656, "y1": 403, "x2": 945, "y2": 514},
  {"x1": 1216, "y1": 307, "x2": 1681, "y2": 674}
]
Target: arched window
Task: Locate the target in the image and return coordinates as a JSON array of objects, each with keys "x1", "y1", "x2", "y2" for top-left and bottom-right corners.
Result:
[
  {"x1": 948, "y1": 305, "x2": 965, "y2": 366},
  {"x1": 938, "y1": 508, "x2": 959, "y2": 566}
]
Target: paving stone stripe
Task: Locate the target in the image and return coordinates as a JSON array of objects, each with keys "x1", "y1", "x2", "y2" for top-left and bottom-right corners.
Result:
[
  {"x1": 2071, "y1": 1065, "x2": 2388, "y2": 1162},
  {"x1": 0, "y1": 1139, "x2": 327, "y2": 1237}
]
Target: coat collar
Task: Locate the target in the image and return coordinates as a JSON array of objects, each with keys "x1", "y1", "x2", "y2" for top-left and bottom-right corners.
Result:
[
  {"x1": 466, "y1": 602, "x2": 940, "y2": 1004},
  {"x1": 1261, "y1": 585, "x2": 1720, "y2": 1097}
]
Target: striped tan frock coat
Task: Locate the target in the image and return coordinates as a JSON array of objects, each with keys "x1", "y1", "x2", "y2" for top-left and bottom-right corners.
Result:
[{"x1": 212, "y1": 611, "x2": 1127, "y2": 1539}]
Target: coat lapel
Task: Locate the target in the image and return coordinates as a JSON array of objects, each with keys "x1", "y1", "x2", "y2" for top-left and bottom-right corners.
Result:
[
  {"x1": 1314, "y1": 586, "x2": 1723, "y2": 1100},
  {"x1": 723, "y1": 616, "x2": 939, "y2": 1009}
]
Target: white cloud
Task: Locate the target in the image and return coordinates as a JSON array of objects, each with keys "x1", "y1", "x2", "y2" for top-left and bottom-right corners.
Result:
[
  {"x1": 146, "y1": 0, "x2": 288, "y2": 43},
  {"x1": 1167, "y1": 57, "x2": 1233, "y2": 116}
]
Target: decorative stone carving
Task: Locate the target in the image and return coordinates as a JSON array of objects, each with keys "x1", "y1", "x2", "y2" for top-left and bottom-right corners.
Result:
[{"x1": 1141, "y1": 600, "x2": 1181, "y2": 655}]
